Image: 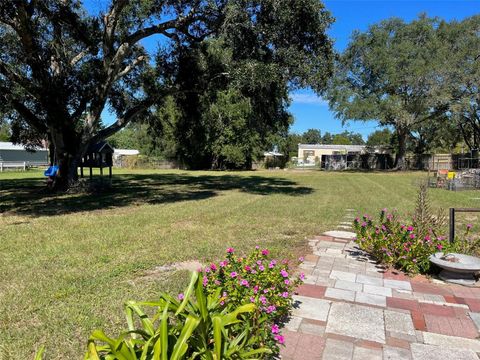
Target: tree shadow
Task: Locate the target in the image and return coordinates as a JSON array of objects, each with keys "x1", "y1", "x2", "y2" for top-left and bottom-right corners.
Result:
[{"x1": 0, "y1": 172, "x2": 314, "y2": 217}]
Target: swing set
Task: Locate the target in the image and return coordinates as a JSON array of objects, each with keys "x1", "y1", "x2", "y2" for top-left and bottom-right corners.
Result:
[{"x1": 43, "y1": 141, "x2": 114, "y2": 185}]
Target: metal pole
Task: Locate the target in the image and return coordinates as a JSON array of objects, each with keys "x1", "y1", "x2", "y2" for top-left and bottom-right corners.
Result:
[{"x1": 449, "y1": 208, "x2": 455, "y2": 243}]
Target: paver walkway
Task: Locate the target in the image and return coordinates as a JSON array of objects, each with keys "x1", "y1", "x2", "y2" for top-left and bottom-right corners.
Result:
[{"x1": 282, "y1": 232, "x2": 480, "y2": 360}]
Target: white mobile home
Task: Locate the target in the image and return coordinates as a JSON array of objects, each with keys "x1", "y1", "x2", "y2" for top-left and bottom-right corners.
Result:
[{"x1": 0, "y1": 142, "x2": 49, "y2": 170}]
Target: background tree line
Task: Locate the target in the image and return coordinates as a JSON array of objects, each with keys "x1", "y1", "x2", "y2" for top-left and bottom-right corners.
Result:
[
  {"x1": 325, "y1": 14, "x2": 480, "y2": 169},
  {"x1": 110, "y1": 13, "x2": 479, "y2": 170}
]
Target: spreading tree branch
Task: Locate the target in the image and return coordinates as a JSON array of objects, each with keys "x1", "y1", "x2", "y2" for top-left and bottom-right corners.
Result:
[{"x1": 89, "y1": 99, "x2": 154, "y2": 144}]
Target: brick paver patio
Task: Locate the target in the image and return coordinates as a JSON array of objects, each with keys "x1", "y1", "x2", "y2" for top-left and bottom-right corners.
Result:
[{"x1": 282, "y1": 232, "x2": 480, "y2": 359}]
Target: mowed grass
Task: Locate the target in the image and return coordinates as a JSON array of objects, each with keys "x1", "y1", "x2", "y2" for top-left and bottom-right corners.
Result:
[{"x1": 1, "y1": 168, "x2": 479, "y2": 358}]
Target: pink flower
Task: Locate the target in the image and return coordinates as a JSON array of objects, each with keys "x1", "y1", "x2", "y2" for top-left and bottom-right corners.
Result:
[
  {"x1": 259, "y1": 265, "x2": 265, "y2": 271},
  {"x1": 230, "y1": 272, "x2": 238, "y2": 278},
  {"x1": 204, "y1": 267, "x2": 210, "y2": 273},
  {"x1": 178, "y1": 293, "x2": 184, "y2": 300},
  {"x1": 298, "y1": 256, "x2": 304, "y2": 262},
  {"x1": 203, "y1": 276, "x2": 208, "y2": 286},
  {"x1": 274, "y1": 335, "x2": 285, "y2": 344},
  {"x1": 284, "y1": 279, "x2": 290, "y2": 285},
  {"x1": 240, "y1": 279, "x2": 249, "y2": 287},
  {"x1": 253, "y1": 285, "x2": 259, "y2": 294},
  {"x1": 214, "y1": 280, "x2": 221, "y2": 285},
  {"x1": 244, "y1": 265, "x2": 251, "y2": 271},
  {"x1": 271, "y1": 324, "x2": 280, "y2": 334},
  {"x1": 281, "y1": 291, "x2": 289, "y2": 298},
  {"x1": 257, "y1": 260, "x2": 262, "y2": 265},
  {"x1": 219, "y1": 260, "x2": 228, "y2": 267},
  {"x1": 412, "y1": 258, "x2": 417, "y2": 263},
  {"x1": 210, "y1": 263, "x2": 217, "y2": 271},
  {"x1": 280, "y1": 269, "x2": 289, "y2": 278},
  {"x1": 361, "y1": 222, "x2": 367, "y2": 227},
  {"x1": 259, "y1": 295, "x2": 267, "y2": 305},
  {"x1": 437, "y1": 244, "x2": 443, "y2": 250},
  {"x1": 226, "y1": 247, "x2": 234, "y2": 253},
  {"x1": 409, "y1": 233, "x2": 415, "y2": 239},
  {"x1": 407, "y1": 226, "x2": 414, "y2": 232},
  {"x1": 250, "y1": 296, "x2": 255, "y2": 303},
  {"x1": 262, "y1": 249, "x2": 270, "y2": 256},
  {"x1": 251, "y1": 269, "x2": 257, "y2": 274},
  {"x1": 255, "y1": 245, "x2": 260, "y2": 249},
  {"x1": 266, "y1": 305, "x2": 276, "y2": 313},
  {"x1": 467, "y1": 224, "x2": 473, "y2": 229},
  {"x1": 299, "y1": 272, "x2": 305, "y2": 281}
]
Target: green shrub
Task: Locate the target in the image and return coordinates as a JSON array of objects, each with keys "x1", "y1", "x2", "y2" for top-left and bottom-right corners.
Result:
[
  {"x1": 84, "y1": 271, "x2": 272, "y2": 359},
  {"x1": 202, "y1": 247, "x2": 304, "y2": 354},
  {"x1": 353, "y1": 209, "x2": 452, "y2": 274}
]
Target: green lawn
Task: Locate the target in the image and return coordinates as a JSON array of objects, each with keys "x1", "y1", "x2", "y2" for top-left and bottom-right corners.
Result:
[{"x1": 1, "y1": 169, "x2": 479, "y2": 358}]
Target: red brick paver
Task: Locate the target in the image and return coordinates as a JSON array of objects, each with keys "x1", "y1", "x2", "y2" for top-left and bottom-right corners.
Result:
[{"x1": 283, "y1": 231, "x2": 480, "y2": 360}]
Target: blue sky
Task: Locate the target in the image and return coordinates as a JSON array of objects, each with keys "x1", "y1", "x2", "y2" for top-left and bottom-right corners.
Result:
[
  {"x1": 92, "y1": 0, "x2": 480, "y2": 140},
  {"x1": 289, "y1": 0, "x2": 480, "y2": 139}
]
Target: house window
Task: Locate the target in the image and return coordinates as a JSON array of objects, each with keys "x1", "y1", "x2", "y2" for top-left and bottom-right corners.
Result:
[{"x1": 303, "y1": 150, "x2": 315, "y2": 158}]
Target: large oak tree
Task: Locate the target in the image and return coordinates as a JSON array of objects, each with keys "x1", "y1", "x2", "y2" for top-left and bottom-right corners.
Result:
[{"x1": 0, "y1": 0, "x2": 334, "y2": 186}]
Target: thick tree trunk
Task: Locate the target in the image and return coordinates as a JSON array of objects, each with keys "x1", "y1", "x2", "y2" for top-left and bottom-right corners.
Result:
[
  {"x1": 394, "y1": 127, "x2": 408, "y2": 170},
  {"x1": 49, "y1": 127, "x2": 85, "y2": 190}
]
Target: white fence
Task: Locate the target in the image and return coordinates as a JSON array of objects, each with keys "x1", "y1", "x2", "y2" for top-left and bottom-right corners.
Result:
[{"x1": 0, "y1": 161, "x2": 48, "y2": 172}]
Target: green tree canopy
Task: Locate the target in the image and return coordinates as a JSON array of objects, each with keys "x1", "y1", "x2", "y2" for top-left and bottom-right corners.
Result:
[
  {"x1": 366, "y1": 128, "x2": 393, "y2": 147},
  {"x1": 325, "y1": 16, "x2": 448, "y2": 169},
  {"x1": 302, "y1": 129, "x2": 322, "y2": 144}
]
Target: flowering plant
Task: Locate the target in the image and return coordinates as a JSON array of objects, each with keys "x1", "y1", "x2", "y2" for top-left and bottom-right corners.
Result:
[
  {"x1": 201, "y1": 246, "x2": 304, "y2": 355},
  {"x1": 353, "y1": 209, "x2": 452, "y2": 274}
]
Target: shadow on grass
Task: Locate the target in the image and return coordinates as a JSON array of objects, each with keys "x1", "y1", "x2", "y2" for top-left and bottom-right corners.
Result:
[{"x1": 0, "y1": 172, "x2": 314, "y2": 217}]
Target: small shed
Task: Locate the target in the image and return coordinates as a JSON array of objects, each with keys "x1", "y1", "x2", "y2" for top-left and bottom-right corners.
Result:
[
  {"x1": 79, "y1": 141, "x2": 114, "y2": 179},
  {"x1": 113, "y1": 148, "x2": 140, "y2": 167}
]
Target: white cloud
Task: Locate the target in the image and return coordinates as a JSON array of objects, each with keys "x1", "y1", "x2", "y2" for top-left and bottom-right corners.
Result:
[{"x1": 290, "y1": 93, "x2": 329, "y2": 106}]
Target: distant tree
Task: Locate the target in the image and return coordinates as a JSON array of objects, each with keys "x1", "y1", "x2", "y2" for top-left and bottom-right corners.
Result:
[
  {"x1": 322, "y1": 132, "x2": 334, "y2": 144},
  {"x1": 302, "y1": 129, "x2": 322, "y2": 144},
  {"x1": 439, "y1": 16, "x2": 480, "y2": 151},
  {"x1": 0, "y1": 119, "x2": 10, "y2": 141},
  {"x1": 346, "y1": 131, "x2": 365, "y2": 145},
  {"x1": 332, "y1": 133, "x2": 351, "y2": 145},
  {"x1": 108, "y1": 125, "x2": 139, "y2": 150},
  {"x1": 366, "y1": 129, "x2": 393, "y2": 146},
  {"x1": 330, "y1": 131, "x2": 364, "y2": 145},
  {"x1": 325, "y1": 16, "x2": 448, "y2": 169},
  {"x1": 281, "y1": 133, "x2": 303, "y2": 159}
]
